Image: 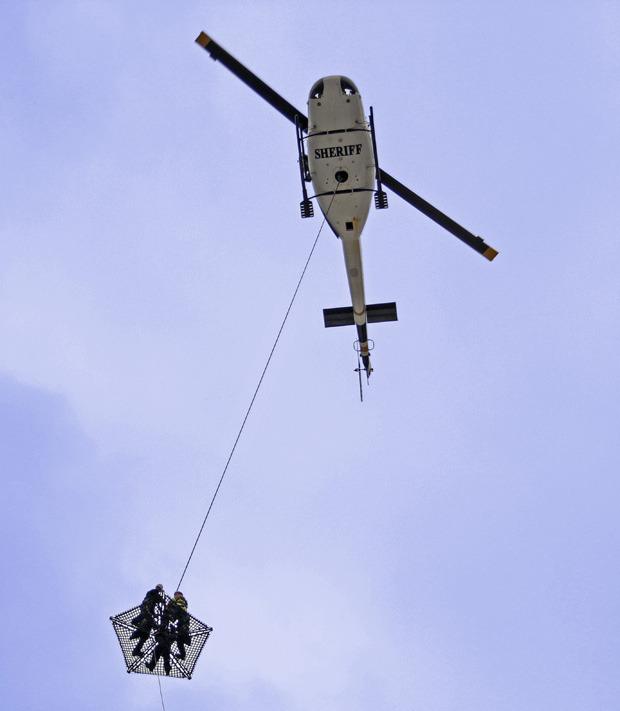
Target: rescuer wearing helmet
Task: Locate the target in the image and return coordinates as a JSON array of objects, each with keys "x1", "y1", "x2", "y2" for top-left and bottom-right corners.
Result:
[
  {"x1": 166, "y1": 591, "x2": 192, "y2": 660},
  {"x1": 172, "y1": 591, "x2": 188, "y2": 610},
  {"x1": 164, "y1": 591, "x2": 188, "y2": 619}
]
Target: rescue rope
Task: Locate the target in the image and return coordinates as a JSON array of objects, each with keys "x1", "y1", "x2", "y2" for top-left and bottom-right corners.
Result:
[
  {"x1": 157, "y1": 675, "x2": 167, "y2": 711},
  {"x1": 175, "y1": 188, "x2": 339, "y2": 591}
]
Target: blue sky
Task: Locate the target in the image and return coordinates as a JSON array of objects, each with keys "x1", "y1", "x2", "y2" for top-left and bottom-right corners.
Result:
[{"x1": 1, "y1": 2, "x2": 619, "y2": 710}]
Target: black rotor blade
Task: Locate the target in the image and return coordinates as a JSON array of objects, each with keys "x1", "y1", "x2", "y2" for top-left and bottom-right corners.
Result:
[
  {"x1": 380, "y1": 169, "x2": 498, "y2": 261},
  {"x1": 195, "y1": 31, "x2": 497, "y2": 261},
  {"x1": 195, "y1": 32, "x2": 308, "y2": 131}
]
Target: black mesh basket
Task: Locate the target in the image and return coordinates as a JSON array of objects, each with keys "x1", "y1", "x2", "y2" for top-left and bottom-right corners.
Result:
[{"x1": 110, "y1": 593, "x2": 213, "y2": 679}]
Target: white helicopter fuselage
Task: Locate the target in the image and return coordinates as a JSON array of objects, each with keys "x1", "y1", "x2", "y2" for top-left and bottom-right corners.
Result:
[
  {"x1": 307, "y1": 76, "x2": 375, "y2": 342},
  {"x1": 195, "y1": 30, "x2": 495, "y2": 391}
]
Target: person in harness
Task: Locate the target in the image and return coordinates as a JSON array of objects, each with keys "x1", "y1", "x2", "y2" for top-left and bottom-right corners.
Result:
[
  {"x1": 165, "y1": 591, "x2": 192, "y2": 660},
  {"x1": 146, "y1": 624, "x2": 175, "y2": 675},
  {"x1": 130, "y1": 584, "x2": 164, "y2": 656}
]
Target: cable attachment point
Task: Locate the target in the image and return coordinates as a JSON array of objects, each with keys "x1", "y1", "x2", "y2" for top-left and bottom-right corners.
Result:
[{"x1": 353, "y1": 339, "x2": 375, "y2": 352}]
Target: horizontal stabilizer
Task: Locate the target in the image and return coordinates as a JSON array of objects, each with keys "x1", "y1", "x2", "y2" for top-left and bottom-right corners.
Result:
[
  {"x1": 323, "y1": 302, "x2": 398, "y2": 328},
  {"x1": 367, "y1": 302, "x2": 398, "y2": 323}
]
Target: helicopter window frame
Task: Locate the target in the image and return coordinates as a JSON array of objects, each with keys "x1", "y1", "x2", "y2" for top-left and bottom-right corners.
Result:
[
  {"x1": 340, "y1": 79, "x2": 357, "y2": 96},
  {"x1": 310, "y1": 80, "x2": 324, "y2": 99}
]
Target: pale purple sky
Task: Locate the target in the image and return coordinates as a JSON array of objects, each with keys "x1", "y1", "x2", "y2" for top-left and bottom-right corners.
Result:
[{"x1": 1, "y1": 2, "x2": 619, "y2": 710}]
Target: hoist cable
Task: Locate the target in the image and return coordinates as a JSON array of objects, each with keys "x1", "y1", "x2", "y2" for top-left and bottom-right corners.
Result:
[
  {"x1": 175, "y1": 189, "x2": 339, "y2": 591},
  {"x1": 157, "y1": 675, "x2": 167, "y2": 711}
]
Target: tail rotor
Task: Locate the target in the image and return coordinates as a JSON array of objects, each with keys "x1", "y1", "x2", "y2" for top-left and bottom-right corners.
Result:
[{"x1": 353, "y1": 339, "x2": 374, "y2": 402}]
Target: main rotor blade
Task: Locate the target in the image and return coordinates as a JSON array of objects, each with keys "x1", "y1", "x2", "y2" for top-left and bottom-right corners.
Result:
[
  {"x1": 195, "y1": 31, "x2": 497, "y2": 261},
  {"x1": 380, "y1": 169, "x2": 498, "y2": 261},
  {"x1": 195, "y1": 31, "x2": 308, "y2": 131}
]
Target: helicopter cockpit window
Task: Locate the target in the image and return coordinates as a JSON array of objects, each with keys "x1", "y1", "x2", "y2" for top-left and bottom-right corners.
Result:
[
  {"x1": 310, "y1": 80, "x2": 324, "y2": 99},
  {"x1": 340, "y1": 79, "x2": 357, "y2": 96}
]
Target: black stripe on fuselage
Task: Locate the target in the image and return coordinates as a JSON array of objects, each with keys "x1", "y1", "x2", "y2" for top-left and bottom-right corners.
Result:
[
  {"x1": 311, "y1": 188, "x2": 375, "y2": 199},
  {"x1": 306, "y1": 128, "x2": 370, "y2": 138},
  {"x1": 356, "y1": 322, "x2": 368, "y2": 347}
]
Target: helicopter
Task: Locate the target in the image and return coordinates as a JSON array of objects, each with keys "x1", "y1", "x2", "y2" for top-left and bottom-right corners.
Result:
[{"x1": 195, "y1": 31, "x2": 498, "y2": 389}]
